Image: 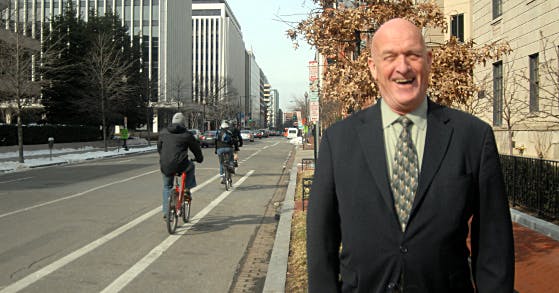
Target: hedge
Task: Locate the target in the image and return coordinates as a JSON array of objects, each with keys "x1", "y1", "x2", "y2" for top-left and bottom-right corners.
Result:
[{"x1": 0, "y1": 124, "x2": 102, "y2": 145}]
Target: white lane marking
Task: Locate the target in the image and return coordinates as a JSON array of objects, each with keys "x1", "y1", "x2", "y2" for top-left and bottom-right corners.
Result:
[
  {"x1": 0, "y1": 175, "x2": 220, "y2": 293},
  {"x1": 99, "y1": 170, "x2": 255, "y2": 293},
  {"x1": 0, "y1": 170, "x2": 160, "y2": 220},
  {"x1": 0, "y1": 177, "x2": 33, "y2": 184}
]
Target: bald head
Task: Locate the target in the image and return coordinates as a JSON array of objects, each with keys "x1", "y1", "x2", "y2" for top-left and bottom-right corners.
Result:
[
  {"x1": 367, "y1": 18, "x2": 432, "y2": 114},
  {"x1": 371, "y1": 18, "x2": 427, "y2": 58}
]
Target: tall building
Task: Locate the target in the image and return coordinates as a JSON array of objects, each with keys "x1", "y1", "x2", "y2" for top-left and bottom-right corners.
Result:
[
  {"x1": 260, "y1": 72, "x2": 269, "y2": 128},
  {"x1": 268, "y1": 88, "x2": 279, "y2": 129},
  {"x1": 246, "y1": 49, "x2": 261, "y2": 128},
  {"x1": 192, "y1": 0, "x2": 246, "y2": 129},
  {"x1": 1, "y1": 0, "x2": 193, "y2": 130}
]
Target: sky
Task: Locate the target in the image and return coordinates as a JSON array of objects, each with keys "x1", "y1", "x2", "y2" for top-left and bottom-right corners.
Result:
[{"x1": 225, "y1": 0, "x2": 318, "y2": 111}]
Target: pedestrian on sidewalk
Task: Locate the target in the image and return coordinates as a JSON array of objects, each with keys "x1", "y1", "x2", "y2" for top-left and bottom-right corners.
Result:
[{"x1": 306, "y1": 18, "x2": 514, "y2": 293}]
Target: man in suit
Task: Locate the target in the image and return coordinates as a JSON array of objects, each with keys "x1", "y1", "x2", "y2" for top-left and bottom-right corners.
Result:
[{"x1": 306, "y1": 18, "x2": 514, "y2": 293}]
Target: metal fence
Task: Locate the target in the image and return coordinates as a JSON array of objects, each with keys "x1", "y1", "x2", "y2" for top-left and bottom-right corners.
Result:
[{"x1": 500, "y1": 155, "x2": 559, "y2": 220}]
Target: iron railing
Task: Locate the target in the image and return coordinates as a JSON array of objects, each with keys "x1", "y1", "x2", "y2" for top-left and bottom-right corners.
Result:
[{"x1": 500, "y1": 155, "x2": 559, "y2": 220}]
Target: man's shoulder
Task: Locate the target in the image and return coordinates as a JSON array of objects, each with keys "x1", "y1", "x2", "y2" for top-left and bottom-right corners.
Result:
[{"x1": 430, "y1": 102, "x2": 491, "y2": 131}]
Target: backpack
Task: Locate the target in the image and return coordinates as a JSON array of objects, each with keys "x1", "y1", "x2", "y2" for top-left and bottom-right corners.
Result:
[{"x1": 218, "y1": 129, "x2": 233, "y2": 145}]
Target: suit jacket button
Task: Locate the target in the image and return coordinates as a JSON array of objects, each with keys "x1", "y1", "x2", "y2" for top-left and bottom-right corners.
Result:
[
  {"x1": 387, "y1": 282, "x2": 397, "y2": 289},
  {"x1": 400, "y1": 246, "x2": 408, "y2": 254}
]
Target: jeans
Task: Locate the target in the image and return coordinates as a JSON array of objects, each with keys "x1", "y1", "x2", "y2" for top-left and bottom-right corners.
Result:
[
  {"x1": 217, "y1": 147, "x2": 234, "y2": 176},
  {"x1": 161, "y1": 164, "x2": 197, "y2": 216}
]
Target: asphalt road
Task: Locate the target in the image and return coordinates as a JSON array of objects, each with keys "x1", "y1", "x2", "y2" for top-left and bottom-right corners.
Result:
[{"x1": 0, "y1": 137, "x2": 293, "y2": 293}]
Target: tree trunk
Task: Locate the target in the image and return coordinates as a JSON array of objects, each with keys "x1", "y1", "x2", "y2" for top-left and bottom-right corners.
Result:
[
  {"x1": 17, "y1": 114, "x2": 24, "y2": 163},
  {"x1": 508, "y1": 129, "x2": 513, "y2": 155}
]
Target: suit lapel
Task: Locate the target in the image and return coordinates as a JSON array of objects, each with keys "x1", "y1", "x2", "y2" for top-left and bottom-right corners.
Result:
[
  {"x1": 411, "y1": 101, "x2": 453, "y2": 215},
  {"x1": 355, "y1": 104, "x2": 395, "y2": 214}
]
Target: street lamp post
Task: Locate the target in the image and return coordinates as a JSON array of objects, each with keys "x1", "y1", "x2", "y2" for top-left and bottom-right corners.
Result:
[{"x1": 202, "y1": 99, "x2": 206, "y2": 131}]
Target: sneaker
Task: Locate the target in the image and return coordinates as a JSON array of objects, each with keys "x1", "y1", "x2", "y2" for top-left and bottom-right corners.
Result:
[
  {"x1": 234, "y1": 160, "x2": 238, "y2": 167},
  {"x1": 220, "y1": 177, "x2": 225, "y2": 184}
]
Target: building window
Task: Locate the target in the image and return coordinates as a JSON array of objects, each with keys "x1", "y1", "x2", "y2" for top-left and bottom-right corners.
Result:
[
  {"x1": 450, "y1": 13, "x2": 464, "y2": 42},
  {"x1": 493, "y1": 61, "x2": 503, "y2": 126},
  {"x1": 493, "y1": 0, "x2": 502, "y2": 19},
  {"x1": 529, "y1": 53, "x2": 539, "y2": 113}
]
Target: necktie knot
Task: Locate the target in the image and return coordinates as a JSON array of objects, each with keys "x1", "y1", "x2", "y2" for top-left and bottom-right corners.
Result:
[{"x1": 397, "y1": 116, "x2": 413, "y2": 129}]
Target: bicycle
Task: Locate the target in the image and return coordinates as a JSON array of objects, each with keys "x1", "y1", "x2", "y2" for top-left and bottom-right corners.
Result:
[
  {"x1": 166, "y1": 161, "x2": 194, "y2": 234},
  {"x1": 220, "y1": 151, "x2": 234, "y2": 191}
]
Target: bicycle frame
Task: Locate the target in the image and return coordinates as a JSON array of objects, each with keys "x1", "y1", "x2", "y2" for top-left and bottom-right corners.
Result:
[
  {"x1": 174, "y1": 172, "x2": 187, "y2": 215},
  {"x1": 219, "y1": 151, "x2": 233, "y2": 190},
  {"x1": 166, "y1": 166, "x2": 193, "y2": 234}
]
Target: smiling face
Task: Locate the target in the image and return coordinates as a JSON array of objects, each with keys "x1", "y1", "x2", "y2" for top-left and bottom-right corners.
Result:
[{"x1": 368, "y1": 18, "x2": 432, "y2": 115}]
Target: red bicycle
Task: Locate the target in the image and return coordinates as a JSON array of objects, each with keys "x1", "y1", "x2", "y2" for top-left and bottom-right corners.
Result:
[{"x1": 166, "y1": 163, "x2": 193, "y2": 234}]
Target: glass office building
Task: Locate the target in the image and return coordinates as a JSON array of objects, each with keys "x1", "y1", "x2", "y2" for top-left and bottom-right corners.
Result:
[{"x1": 1, "y1": 0, "x2": 192, "y2": 130}]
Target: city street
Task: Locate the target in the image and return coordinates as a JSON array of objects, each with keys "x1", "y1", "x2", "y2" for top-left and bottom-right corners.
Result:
[{"x1": 0, "y1": 137, "x2": 293, "y2": 293}]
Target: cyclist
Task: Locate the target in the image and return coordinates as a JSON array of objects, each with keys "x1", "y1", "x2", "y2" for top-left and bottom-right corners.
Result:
[
  {"x1": 231, "y1": 122, "x2": 243, "y2": 167},
  {"x1": 215, "y1": 120, "x2": 235, "y2": 184},
  {"x1": 158, "y1": 112, "x2": 203, "y2": 220}
]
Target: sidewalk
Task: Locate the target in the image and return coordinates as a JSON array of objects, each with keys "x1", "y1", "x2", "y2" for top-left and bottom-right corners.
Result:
[
  {"x1": 264, "y1": 145, "x2": 559, "y2": 293},
  {"x1": 0, "y1": 138, "x2": 155, "y2": 172}
]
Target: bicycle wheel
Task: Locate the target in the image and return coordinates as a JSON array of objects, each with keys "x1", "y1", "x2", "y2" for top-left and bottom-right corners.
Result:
[
  {"x1": 166, "y1": 190, "x2": 178, "y2": 234},
  {"x1": 181, "y1": 193, "x2": 191, "y2": 223},
  {"x1": 227, "y1": 168, "x2": 233, "y2": 189},
  {"x1": 224, "y1": 167, "x2": 230, "y2": 191}
]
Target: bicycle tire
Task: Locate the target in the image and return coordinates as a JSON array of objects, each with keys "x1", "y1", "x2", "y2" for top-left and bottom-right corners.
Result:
[
  {"x1": 181, "y1": 196, "x2": 191, "y2": 223},
  {"x1": 227, "y1": 170, "x2": 232, "y2": 189},
  {"x1": 224, "y1": 168, "x2": 229, "y2": 191},
  {"x1": 166, "y1": 190, "x2": 178, "y2": 234}
]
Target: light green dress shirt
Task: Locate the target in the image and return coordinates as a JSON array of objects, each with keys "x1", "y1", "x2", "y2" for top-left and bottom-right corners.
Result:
[{"x1": 381, "y1": 98, "x2": 428, "y2": 177}]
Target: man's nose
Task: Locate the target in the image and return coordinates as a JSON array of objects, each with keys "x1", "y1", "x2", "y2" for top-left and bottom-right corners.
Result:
[{"x1": 395, "y1": 56, "x2": 411, "y2": 73}]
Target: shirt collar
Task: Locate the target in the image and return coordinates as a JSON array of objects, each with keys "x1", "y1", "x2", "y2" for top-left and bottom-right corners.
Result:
[{"x1": 381, "y1": 97, "x2": 428, "y2": 130}]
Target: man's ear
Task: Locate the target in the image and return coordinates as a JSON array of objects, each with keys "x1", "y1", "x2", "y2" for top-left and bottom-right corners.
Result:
[{"x1": 368, "y1": 57, "x2": 377, "y2": 80}]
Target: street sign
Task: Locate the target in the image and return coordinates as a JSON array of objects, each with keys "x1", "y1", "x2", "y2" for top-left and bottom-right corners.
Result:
[
  {"x1": 310, "y1": 101, "x2": 319, "y2": 122},
  {"x1": 309, "y1": 60, "x2": 318, "y2": 82},
  {"x1": 309, "y1": 91, "x2": 319, "y2": 102}
]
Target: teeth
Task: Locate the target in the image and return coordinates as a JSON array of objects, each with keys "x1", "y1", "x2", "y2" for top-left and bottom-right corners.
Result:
[{"x1": 395, "y1": 79, "x2": 413, "y2": 84}]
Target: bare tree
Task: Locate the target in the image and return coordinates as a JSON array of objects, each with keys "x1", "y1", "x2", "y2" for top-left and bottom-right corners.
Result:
[
  {"x1": 167, "y1": 76, "x2": 191, "y2": 110},
  {"x1": 530, "y1": 131, "x2": 553, "y2": 159},
  {"x1": 0, "y1": 20, "x2": 65, "y2": 162},
  {"x1": 480, "y1": 57, "x2": 530, "y2": 155},
  {"x1": 82, "y1": 31, "x2": 136, "y2": 151},
  {"x1": 167, "y1": 76, "x2": 208, "y2": 129},
  {"x1": 518, "y1": 31, "x2": 559, "y2": 126},
  {"x1": 0, "y1": 29, "x2": 39, "y2": 162},
  {"x1": 204, "y1": 77, "x2": 239, "y2": 127}
]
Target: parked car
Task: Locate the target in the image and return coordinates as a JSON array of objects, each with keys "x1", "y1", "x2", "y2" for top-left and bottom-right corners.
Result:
[
  {"x1": 188, "y1": 129, "x2": 202, "y2": 141},
  {"x1": 199, "y1": 130, "x2": 217, "y2": 148},
  {"x1": 240, "y1": 129, "x2": 254, "y2": 142},
  {"x1": 286, "y1": 127, "x2": 298, "y2": 139}
]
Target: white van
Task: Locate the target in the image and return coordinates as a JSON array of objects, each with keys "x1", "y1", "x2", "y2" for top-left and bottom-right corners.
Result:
[{"x1": 286, "y1": 128, "x2": 298, "y2": 139}]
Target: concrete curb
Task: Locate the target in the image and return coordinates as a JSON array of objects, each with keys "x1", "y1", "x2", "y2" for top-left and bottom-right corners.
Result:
[
  {"x1": 510, "y1": 208, "x2": 559, "y2": 241},
  {"x1": 262, "y1": 149, "x2": 299, "y2": 292}
]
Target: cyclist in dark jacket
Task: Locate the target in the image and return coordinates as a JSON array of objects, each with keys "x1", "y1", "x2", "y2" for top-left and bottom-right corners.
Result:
[
  {"x1": 215, "y1": 120, "x2": 235, "y2": 183},
  {"x1": 157, "y1": 112, "x2": 203, "y2": 219},
  {"x1": 231, "y1": 123, "x2": 243, "y2": 167}
]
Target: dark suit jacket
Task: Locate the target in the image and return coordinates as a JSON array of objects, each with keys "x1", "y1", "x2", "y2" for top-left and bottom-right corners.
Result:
[{"x1": 307, "y1": 100, "x2": 514, "y2": 293}]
